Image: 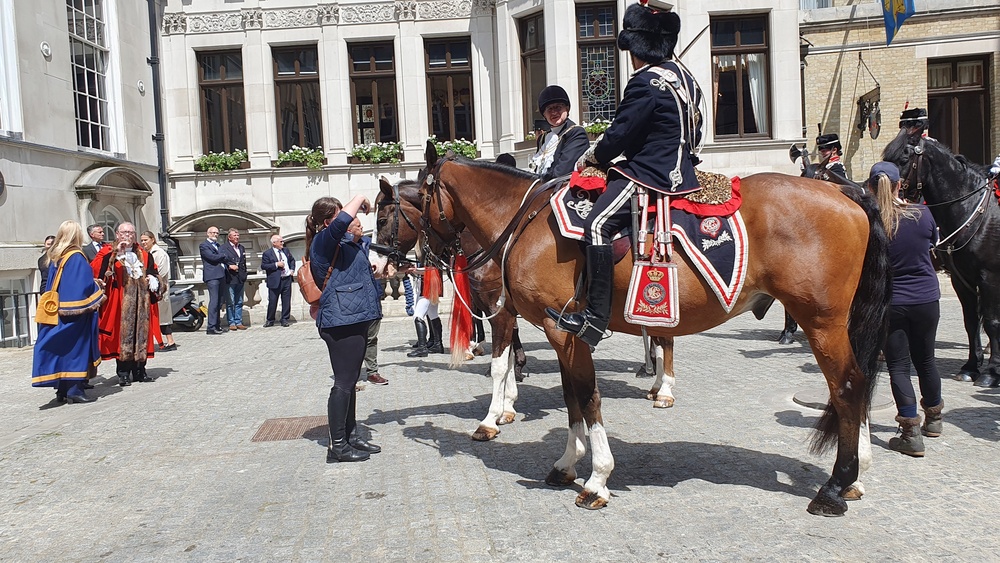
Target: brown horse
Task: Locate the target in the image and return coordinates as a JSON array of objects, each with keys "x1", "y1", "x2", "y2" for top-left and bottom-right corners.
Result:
[
  {"x1": 412, "y1": 141, "x2": 889, "y2": 516},
  {"x1": 375, "y1": 178, "x2": 680, "y2": 441}
]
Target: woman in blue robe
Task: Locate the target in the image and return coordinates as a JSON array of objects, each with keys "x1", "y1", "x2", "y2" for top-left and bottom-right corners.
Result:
[{"x1": 31, "y1": 221, "x2": 105, "y2": 403}]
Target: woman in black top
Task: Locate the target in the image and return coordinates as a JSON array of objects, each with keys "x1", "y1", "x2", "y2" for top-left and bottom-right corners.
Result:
[{"x1": 870, "y1": 161, "x2": 944, "y2": 457}]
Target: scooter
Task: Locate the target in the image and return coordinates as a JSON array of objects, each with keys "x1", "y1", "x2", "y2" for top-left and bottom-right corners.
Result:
[{"x1": 170, "y1": 283, "x2": 207, "y2": 332}]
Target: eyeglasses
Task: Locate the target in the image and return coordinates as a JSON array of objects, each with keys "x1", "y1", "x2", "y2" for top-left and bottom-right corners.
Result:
[{"x1": 117, "y1": 230, "x2": 135, "y2": 235}]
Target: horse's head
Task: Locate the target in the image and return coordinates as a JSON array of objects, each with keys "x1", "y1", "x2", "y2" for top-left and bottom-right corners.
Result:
[
  {"x1": 414, "y1": 140, "x2": 466, "y2": 264},
  {"x1": 882, "y1": 128, "x2": 988, "y2": 203},
  {"x1": 374, "y1": 176, "x2": 423, "y2": 261}
]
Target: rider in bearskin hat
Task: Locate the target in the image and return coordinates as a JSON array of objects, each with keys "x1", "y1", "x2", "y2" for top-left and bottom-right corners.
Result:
[
  {"x1": 529, "y1": 85, "x2": 591, "y2": 181},
  {"x1": 546, "y1": 2, "x2": 704, "y2": 347}
]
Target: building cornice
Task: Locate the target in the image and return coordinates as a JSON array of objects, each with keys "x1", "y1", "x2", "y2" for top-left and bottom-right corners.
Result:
[
  {"x1": 805, "y1": 29, "x2": 1000, "y2": 55},
  {"x1": 162, "y1": 0, "x2": 498, "y2": 35},
  {"x1": 800, "y1": 1, "x2": 1000, "y2": 32},
  {"x1": 0, "y1": 137, "x2": 158, "y2": 173}
]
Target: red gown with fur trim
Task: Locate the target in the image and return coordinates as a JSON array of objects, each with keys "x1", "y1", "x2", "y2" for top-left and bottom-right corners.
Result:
[{"x1": 91, "y1": 245, "x2": 158, "y2": 361}]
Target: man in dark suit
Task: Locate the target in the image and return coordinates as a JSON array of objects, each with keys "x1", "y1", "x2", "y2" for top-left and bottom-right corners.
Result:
[
  {"x1": 199, "y1": 226, "x2": 229, "y2": 335},
  {"x1": 222, "y1": 228, "x2": 249, "y2": 331},
  {"x1": 83, "y1": 224, "x2": 106, "y2": 262},
  {"x1": 260, "y1": 234, "x2": 295, "y2": 327}
]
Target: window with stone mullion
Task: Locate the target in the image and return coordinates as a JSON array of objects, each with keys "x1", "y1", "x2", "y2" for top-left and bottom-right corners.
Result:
[
  {"x1": 67, "y1": 0, "x2": 110, "y2": 150},
  {"x1": 198, "y1": 51, "x2": 247, "y2": 154},
  {"x1": 273, "y1": 46, "x2": 323, "y2": 152},
  {"x1": 576, "y1": 4, "x2": 618, "y2": 123}
]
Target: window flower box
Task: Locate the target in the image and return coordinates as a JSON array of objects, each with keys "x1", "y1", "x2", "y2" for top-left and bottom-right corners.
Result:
[
  {"x1": 194, "y1": 149, "x2": 250, "y2": 172},
  {"x1": 273, "y1": 146, "x2": 326, "y2": 170},
  {"x1": 348, "y1": 141, "x2": 404, "y2": 165}
]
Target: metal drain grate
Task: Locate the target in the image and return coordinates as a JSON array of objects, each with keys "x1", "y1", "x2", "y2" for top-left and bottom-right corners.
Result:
[{"x1": 251, "y1": 416, "x2": 328, "y2": 442}]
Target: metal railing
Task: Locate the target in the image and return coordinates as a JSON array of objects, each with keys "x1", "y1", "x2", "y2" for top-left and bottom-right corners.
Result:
[{"x1": 0, "y1": 292, "x2": 39, "y2": 349}]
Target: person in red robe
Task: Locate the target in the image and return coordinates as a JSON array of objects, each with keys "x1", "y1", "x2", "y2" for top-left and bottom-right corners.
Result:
[{"x1": 91, "y1": 222, "x2": 158, "y2": 386}]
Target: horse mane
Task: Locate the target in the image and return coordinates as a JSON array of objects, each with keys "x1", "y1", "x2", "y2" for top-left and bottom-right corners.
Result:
[
  {"x1": 883, "y1": 132, "x2": 989, "y2": 180},
  {"x1": 457, "y1": 157, "x2": 540, "y2": 182}
]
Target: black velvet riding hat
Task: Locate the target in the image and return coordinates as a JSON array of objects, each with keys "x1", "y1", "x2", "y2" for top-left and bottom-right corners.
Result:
[
  {"x1": 537, "y1": 85, "x2": 571, "y2": 113},
  {"x1": 816, "y1": 133, "x2": 842, "y2": 150},
  {"x1": 616, "y1": 2, "x2": 680, "y2": 63},
  {"x1": 898, "y1": 107, "x2": 928, "y2": 129}
]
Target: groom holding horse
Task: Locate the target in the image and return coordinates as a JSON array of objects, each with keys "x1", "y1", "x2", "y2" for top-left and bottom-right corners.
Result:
[{"x1": 546, "y1": 1, "x2": 704, "y2": 347}]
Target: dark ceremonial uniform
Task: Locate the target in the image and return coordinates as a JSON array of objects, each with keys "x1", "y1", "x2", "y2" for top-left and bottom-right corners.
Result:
[
  {"x1": 537, "y1": 119, "x2": 590, "y2": 181},
  {"x1": 584, "y1": 60, "x2": 703, "y2": 245}
]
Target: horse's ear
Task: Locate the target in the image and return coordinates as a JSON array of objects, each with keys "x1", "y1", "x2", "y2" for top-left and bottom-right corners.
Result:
[
  {"x1": 378, "y1": 176, "x2": 393, "y2": 198},
  {"x1": 425, "y1": 140, "x2": 438, "y2": 167}
]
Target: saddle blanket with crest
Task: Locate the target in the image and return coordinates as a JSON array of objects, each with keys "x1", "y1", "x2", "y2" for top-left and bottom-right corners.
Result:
[{"x1": 550, "y1": 176, "x2": 748, "y2": 313}]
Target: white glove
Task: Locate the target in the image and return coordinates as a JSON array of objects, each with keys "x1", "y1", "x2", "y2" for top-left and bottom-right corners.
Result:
[
  {"x1": 147, "y1": 275, "x2": 159, "y2": 293},
  {"x1": 576, "y1": 143, "x2": 599, "y2": 172}
]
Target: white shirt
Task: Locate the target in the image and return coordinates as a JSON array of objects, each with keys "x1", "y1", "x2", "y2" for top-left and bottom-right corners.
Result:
[{"x1": 275, "y1": 248, "x2": 291, "y2": 277}]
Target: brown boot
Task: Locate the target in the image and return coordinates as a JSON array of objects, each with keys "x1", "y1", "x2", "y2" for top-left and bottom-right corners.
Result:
[
  {"x1": 888, "y1": 415, "x2": 925, "y2": 457},
  {"x1": 921, "y1": 399, "x2": 944, "y2": 437}
]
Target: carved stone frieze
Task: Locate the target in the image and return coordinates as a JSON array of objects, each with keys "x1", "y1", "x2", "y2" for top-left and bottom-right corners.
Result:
[
  {"x1": 242, "y1": 8, "x2": 263, "y2": 29},
  {"x1": 162, "y1": 12, "x2": 187, "y2": 35},
  {"x1": 472, "y1": 0, "x2": 496, "y2": 17},
  {"x1": 417, "y1": 0, "x2": 472, "y2": 20},
  {"x1": 318, "y1": 4, "x2": 339, "y2": 25},
  {"x1": 340, "y1": 4, "x2": 396, "y2": 24},
  {"x1": 395, "y1": 1, "x2": 417, "y2": 20},
  {"x1": 186, "y1": 12, "x2": 243, "y2": 33},
  {"x1": 263, "y1": 8, "x2": 322, "y2": 28}
]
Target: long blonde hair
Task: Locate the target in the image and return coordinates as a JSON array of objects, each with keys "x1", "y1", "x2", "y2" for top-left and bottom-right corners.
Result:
[
  {"x1": 46, "y1": 221, "x2": 85, "y2": 266},
  {"x1": 871, "y1": 174, "x2": 919, "y2": 238}
]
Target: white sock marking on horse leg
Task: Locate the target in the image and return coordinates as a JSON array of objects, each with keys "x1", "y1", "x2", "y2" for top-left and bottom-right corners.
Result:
[
  {"x1": 654, "y1": 344, "x2": 675, "y2": 401},
  {"x1": 500, "y1": 347, "x2": 518, "y2": 417},
  {"x1": 553, "y1": 421, "x2": 586, "y2": 479},
  {"x1": 478, "y1": 353, "x2": 511, "y2": 431},
  {"x1": 583, "y1": 422, "x2": 615, "y2": 501},
  {"x1": 850, "y1": 416, "x2": 872, "y2": 496}
]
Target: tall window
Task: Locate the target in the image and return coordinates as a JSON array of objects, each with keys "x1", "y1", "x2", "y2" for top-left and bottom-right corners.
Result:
[
  {"x1": 927, "y1": 57, "x2": 990, "y2": 164},
  {"x1": 273, "y1": 46, "x2": 322, "y2": 151},
  {"x1": 711, "y1": 16, "x2": 770, "y2": 138},
  {"x1": 425, "y1": 39, "x2": 475, "y2": 141},
  {"x1": 519, "y1": 13, "x2": 546, "y2": 133},
  {"x1": 577, "y1": 4, "x2": 618, "y2": 123},
  {"x1": 349, "y1": 42, "x2": 398, "y2": 145},
  {"x1": 198, "y1": 51, "x2": 247, "y2": 154},
  {"x1": 67, "y1": 0, "x2": 110, "y2": 150}
]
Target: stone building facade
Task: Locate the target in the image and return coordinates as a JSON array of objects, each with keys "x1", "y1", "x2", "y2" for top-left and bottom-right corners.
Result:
[
  {"x1": 800, "y1": 0, "x2": 999, "y2": 178},
  {"x1": 0, "y1": 0, "x2": 162, "y2": 346}
]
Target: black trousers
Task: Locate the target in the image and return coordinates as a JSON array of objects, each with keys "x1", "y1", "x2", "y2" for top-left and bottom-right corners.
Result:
[
  {"x1": 583, "y1": 177, "x2": 634, "y2": 245},
  {"x1": 206, "y1": 278, "x2": 223, "y2": 331},
  {"x1": 267, "y1": 276, "x2": 293, "y2": 323},
  {"x1": 320, "y1": 321, "x2": 371, "y2": 392},
  {"x1": 884, "y1": 301, "x2": 942, "y2": 417}
]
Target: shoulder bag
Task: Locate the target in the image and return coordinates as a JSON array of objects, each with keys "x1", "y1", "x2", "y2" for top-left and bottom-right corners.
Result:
[
  {"x1": 35, "y1": 250, "x2": 81, "y2": 325},
  {"x1": 296, "y1": 246, "x2": 338, "y2": 305}
]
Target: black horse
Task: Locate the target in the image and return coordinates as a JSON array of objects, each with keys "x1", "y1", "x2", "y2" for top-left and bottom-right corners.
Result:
[{"x1": 882, "y1": 129, "x2": 998, "y2": 387}]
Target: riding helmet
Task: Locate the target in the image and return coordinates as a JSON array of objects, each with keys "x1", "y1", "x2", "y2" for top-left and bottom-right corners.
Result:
[
  {"x1": 898, "y1": 107, "x2": 928, "y2": 131},
  {"x1": 538, "y1": 86, "x2": 571, "y2": 113},
  {"x1": 816, "y1": 133, "x2": 842, "y2": 153},
  {"x1": 616, "y1": 3, "x2": 681, "y2": 63}
]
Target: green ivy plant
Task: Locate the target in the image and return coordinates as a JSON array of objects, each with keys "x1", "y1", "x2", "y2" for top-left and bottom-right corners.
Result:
[
  {"x1": 349, "y1": 141, "x2": 404, "y2": 164},
  {"x1": 275, "y1": 146, "x2": 326, "y2": 169},
  {"x1": 429, "y1": 136, "x2": 478, "y2": 159},
  {"x1": 194, "y1": 149, "x2": 248, "y2": 172},
  {"x1": 582, "y1": 118, "x2": 611, "y2": 135}
]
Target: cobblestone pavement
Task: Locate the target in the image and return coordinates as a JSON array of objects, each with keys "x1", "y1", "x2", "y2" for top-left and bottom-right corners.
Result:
[{"x1": 2, "y1": 275, "x2": 999, "y2": 562}]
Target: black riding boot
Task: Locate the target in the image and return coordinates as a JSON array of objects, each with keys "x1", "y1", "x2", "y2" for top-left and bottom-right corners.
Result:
[
  {"x1": 426, "y1": 317, "x2": 445, "y2": 354},
  {"x1": 133, "y1": 362, "x2": 151, "y2": 382},
  {"x1": 545, "y1": 244, "x2": 614, "y2": 348},
  {"x1": 326, "y1": 388, "x2": 369, "y2": 463},
  {"x1": 117, "y1": 360, "x2": 133, "y2": 387},
  {"x1": 777, "y1": 312, "x2": 798, "y2": 345},
  {"x1": 346, "y1": 390, "x2": 381, "y2": 454},
  {"x1": 407, "y1": 318, "x2": 429, "y2": 358}
]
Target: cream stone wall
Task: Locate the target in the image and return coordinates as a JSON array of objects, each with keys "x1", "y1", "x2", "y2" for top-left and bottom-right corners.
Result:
[{"x1": 801, "y1": 0, "x2": 1000, "y2": 178}]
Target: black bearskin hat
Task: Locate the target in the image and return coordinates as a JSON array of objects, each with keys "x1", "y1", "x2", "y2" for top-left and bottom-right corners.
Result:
[
  {"x1": 538, "y1": 85, "x2": 570, "y2": 113},
  {"x1": 816, "y1": 133, "x2": 842, "y2": 152},
  {"x1": 616, "y1": 3, "x2": 680, "y2": 63},
  {"x1": 898, "y1": 107, "x2": 928, "y2": 130}
]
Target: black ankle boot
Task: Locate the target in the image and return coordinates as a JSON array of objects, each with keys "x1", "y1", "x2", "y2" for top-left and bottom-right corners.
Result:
[
  {"x1": 545, "y1": 244, "x2": 614, "y2": 347},
  {"x1": 345, "y1": 391, "x2": 381, "y2": 453},
  {"x1": 326, "y1": 389, "x2": 369, "y2": 463},
  {"x1": 117, "y1": 361, "x2": 132, "y2": 387},
  {"x1": 133, "y1": 363, "x2": 151, "y2": 383},
  {"x1": 407, "y1": 319, "x2": 429, "y2": 357},
  {"x1": 426, "y1": 317, "x2": 445, "y2": 354}
]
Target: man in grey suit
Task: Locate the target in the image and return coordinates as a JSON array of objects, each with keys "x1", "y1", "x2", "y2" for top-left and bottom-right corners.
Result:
[
  {"x1": 199, "y1": 226, "x2": 230, "y2": 335},
  {"x1": 83, "y1": 224, "x2": 106, "y2": 262}
]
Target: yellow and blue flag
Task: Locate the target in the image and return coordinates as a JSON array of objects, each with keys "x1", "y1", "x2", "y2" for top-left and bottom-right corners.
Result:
[{"x1": 882, "y1": 0, "x2": 916, "y2": 46}]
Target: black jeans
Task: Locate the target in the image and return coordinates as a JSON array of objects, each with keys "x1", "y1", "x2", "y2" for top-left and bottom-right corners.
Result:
[
  {"x1": 320, "y1": 321, "x2": 372, "y2": 440},
  {"x1": 884, "y1": 301, "x2": 942, "y2": 418}
]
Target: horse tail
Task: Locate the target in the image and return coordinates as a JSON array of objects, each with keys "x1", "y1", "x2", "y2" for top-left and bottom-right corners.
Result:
[{"x1": 810, "y1": 187, "x2": 892, "y2": 454}]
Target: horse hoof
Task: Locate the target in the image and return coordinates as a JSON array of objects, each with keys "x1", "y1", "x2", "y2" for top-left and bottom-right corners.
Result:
[
  {"x1": 973, "y1": 374, "x2": 998, "y2": 388},
  {"x1": 646, "y1": 388, "x2": 660, "y2": 400},
  {"x1": 953, "y1": 372, "x2": 975, "y2": 382},
  {"x1": 807, "y1": 490, "x2": 848, "y2": 517},
  {"x1": 840, "y1": 484, "x2": 864, "y2": 501},
  {"x1": 471, "y1": 426, "x2": 499, "y2": 441},
  {"x1": 545, "y1": 468, "x2": 576, "y2": 487},
  {"x1": 635, "y1": 366, "x2": 654, "y2": 378},
  {"x1": 777, "y1": 333, "x2": 794, "y2": 345},
  {"x1": 653, "y1": 396, "x2": 675, "y2": 408},
  {"x1": 575, "y1": 490, "x2": 608, "y2": 510},
  {"x1": 497, "y1": 411, "x2": 516, "y2": 425}
]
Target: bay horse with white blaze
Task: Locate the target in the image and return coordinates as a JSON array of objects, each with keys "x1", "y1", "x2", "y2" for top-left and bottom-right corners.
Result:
[
  {"x1": 375, "y1": 178, "x2": 679, "y2": 442},
  {"x1": 414, "y1": 141, "x2": 888, "y2": 516},
  {"x1": 883, "y1": 129, "x2": 1000, "y2": 387}
]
